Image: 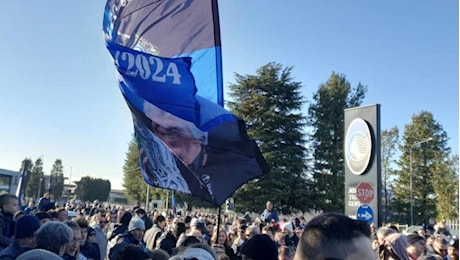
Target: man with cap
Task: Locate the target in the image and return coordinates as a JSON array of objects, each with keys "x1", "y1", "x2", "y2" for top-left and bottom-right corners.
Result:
[
  {"x1": 109, "y1": 217, "x2": 147, "y2": 260},
  {"x1": 406, "y1": 233, "x2": 426, "y2": 260},
  {"x1": 0, "y1": 215, "x2": 41, "y2": 259}
]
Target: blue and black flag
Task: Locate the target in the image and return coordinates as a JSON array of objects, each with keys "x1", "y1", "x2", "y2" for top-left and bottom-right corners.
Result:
[{"x1": 103, "y1": 0, "x2": 269, "y2": 206}]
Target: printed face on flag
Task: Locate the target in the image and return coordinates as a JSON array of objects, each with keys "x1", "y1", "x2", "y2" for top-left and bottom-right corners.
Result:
[{"x1": 104, "y1": 0, "x2": 269, "y2": 205}]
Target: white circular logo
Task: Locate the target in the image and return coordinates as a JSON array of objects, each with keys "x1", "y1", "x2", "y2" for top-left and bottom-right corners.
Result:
[{"x1": 345, "y1": 118, "x2": 373, "y2": 175}]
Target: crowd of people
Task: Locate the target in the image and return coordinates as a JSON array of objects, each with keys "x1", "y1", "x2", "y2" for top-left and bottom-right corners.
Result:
[{"x1": 0, "y1": 193, "x2": 457, "y2": 260}]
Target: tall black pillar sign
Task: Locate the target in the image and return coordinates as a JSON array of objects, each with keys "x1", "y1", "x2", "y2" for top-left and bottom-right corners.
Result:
[{"x1": 344, "y1": 104, "x2": 381, "y2": 227}]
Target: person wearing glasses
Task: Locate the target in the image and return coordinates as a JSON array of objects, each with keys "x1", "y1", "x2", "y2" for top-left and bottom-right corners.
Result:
[{"x1": 294, "y1": 213, "x2": 375, "y2": 260}]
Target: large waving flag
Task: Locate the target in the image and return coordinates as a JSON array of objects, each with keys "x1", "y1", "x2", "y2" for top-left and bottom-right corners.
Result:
[{"x1": 103, "y1": 0, "x2": 269, "y2": 206}]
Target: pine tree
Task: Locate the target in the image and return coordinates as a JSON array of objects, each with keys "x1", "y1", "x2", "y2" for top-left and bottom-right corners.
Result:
[
  {"x1": 392, "y1": 111, "x2": 455, "y2": 224},
  {"x1": 26, "y1": 157, "x2": 45, "y2": 199},
  {"x1": 227, "y1": 62, "x2": 311, "y2": 214},
  {"x1": 49, "y1": 159, "x2": 64, "y2": 199},
  {"x1": 381, "y1": 127, "x2": 399, "y2": 222},
  {"x1": 307, "y1": 72, "x2": 367, "y2": 213}
]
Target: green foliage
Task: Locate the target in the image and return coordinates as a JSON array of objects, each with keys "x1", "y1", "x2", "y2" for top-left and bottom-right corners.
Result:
[
  {"x1": 381, "y1": 127, "x2": 399, "y2": 222},
  {"x1": 431, "y1": 155, "x2": 458, "y2": 220},
  {"x1": 26, "y1": 158, "x2": 45, "y2": 199},
  {"x1": 227, "y1": 62, "x2": 311, "y2": 214},
  {"x1": 50, "y1": 159, "x2": 65, "y2": 199},
  {"x1": 75, "y1": 176, "x2": 111, "y2": 202},
  {"x1": 307, "y1": 72, "x2": 367, "y2": 213},
  {"x1": 391, "y1": 111, "x2": 454, "y2": 224},
  {"x1": 123, "y1": 136, "x2": 168, "y2": 205}
]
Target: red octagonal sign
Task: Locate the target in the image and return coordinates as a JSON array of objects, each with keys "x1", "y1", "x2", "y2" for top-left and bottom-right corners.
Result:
[{"x1": 356, "y1": 182, "x2": 374, "y2": 204}]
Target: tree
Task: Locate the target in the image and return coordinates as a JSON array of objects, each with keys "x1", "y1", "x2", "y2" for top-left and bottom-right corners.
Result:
[
  {"x1": 431, "y1": 154, "x2": 458, "y2": 220},
  {"x1": 381, "y1": 127, "x2": 399, "y2": 222},
  {"x1": 123, "y1": 136, "x2": 168, "y2": 205},
  {"x1": 26, "y1": 157, "x2": 45, "y2": 199},
  {"x1": 391, "y1": 111, "x2": 454, "y2": 224},
  {"x1": 227, "y1": 62, "x2": 311, "y2": 214},
  {"x1": 75, "y1": 176, "x2": 111, "y2": 202},
  {"x1": 307, "y1": 72, "x2": 367, "y2": 213},
  {"x1": 49, "y1": 159, "x2": 65, "y2": 199}
]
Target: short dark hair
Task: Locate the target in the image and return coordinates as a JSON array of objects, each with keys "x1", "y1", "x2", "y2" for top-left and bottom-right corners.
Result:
[
  {"x1": 134, "y1": 208, "x2": 146, "y2": 216},
  {"x1": 0, "y1": 194, "x2": 17, "y2": 211},
  {"x1": 154, "y1": 215, "x2": 166, "y2": 225},
  {"x1": 64, "y1": 220, "x2": 81, "y2": 231},
  {"x1": 295, "y1": 213, "x2": 371, "y2": 259},
  {"x1": 34, "y1": 211, "x2": 52, "y2": 221}
]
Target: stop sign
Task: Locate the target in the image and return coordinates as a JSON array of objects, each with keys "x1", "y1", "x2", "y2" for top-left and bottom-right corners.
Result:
[{"x1": 356, "y1": 182, "x2": 374, "y2": 204}]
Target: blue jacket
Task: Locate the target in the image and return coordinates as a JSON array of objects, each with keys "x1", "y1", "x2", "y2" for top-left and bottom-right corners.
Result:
[
  {"x1": 261, "y1": 209, "x2": 279, "y2": 223},
  {"x1": 0, "y1": 241, "x2": 33, "y2": 260}
]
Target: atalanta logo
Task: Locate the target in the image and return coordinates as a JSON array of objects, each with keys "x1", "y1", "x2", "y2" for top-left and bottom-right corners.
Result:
[{"x1": 345, "y1": 118, "x2": 373, "y2": 175}]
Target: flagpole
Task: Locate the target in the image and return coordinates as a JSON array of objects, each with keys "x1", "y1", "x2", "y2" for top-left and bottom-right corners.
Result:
[
  {"x1": 216, "y1": 205, "x2": 222, "y2": 230},
  {"x1": 145, "y1": 184, "x2": 150, "y2": 212}
]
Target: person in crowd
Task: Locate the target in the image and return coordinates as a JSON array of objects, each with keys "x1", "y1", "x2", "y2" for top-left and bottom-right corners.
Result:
[
  {"x1": 245, "y1": 224, "x2": 260, "y2": 240},
  {"x1": 34, "y1": 211, "x2": 51, "y2": 225},
  {"x1": 15, "y1": 248, "x2": 63, "y2": 260},
  {"x1": 116, "y1": 244, "x2": 153, "y2": 260},
  {"x1": 281, "y1": 222, "x2": 299, "y2": 248},
  {"x1": 377, "y1": 227, "x2": 398, "y2": 247},
  {"x1": 109, "y1": 217, "x2": 147, "y2": 260},
  {"x1": 89, "y1": 201, "x2": 100, "y2": 217},
  {"x1": 418, "y1": 228, "x2": 426, "y2": 238},
  {"x1": 434, "y1": 220, "x2": 451, "y2": 237},
  {"x1": 144, "y1": 214, "x2": 166, "y2": 251},
  {"x1": 74, "y1": 217, "x2": 100, "y2": 260},
  {"x1": 261, "y1": 201, "x2": 279, "y2": 224},
  {"x1": 432, "y1": 236, "x2": 449, "y2": 259},
  {"x1": 23, "y1": 201, "x2": 36, "y2": 215},
  {"x1": 0, "y1": 215, "x2": 41, "y2": 259},
  {"x1": 278, "y1": 246, "x2": 295, "y2": 260},
  {"x1": 13, "y1": 211, "x2": 24, "y2": 222},
  {"x1": 177, "y1": 218, "x2": 204, "y2": 247},
  {"x1": 134, "y1": 208, "x2": 153, "y2": 231},
  {"x1": 406, "y1": 233, "x2": 426, "y2": 260},
  {"x1": 58, "y1": 208, "x2": 69, "y2": 222},
  {"x1": 156, "y1": 222, "x2": 186, "y2": 256},
  {"x1": 37, "y1": 193, "x2": 51, "y2": 212},
  {"x1": 172, "y1": 243, "x2": 217, "y2": 260},
  {"x1": 107, "y1": 211, "x2": 132, "y2": 243},
  {"x1": 150, "y1": 248, "x2": 170, "y2": 260},
  {"x1": 48, "y1": 210, "x2": 59, "y2": 221},
  {"x1": 261, "y1": 225, "x2": 275, "y2": 242},
  {"x1": 211, "y1": 226, "x2": 237, "y2": 260},
  {"x1": 35, "y1": 221, "x2": 73, "y2": 256},
  {"x1": 232, "y1": 224, "x2": 248, "y2": 258},
  {"x1": 379, "y1": 233, "x2": 410, "y2": 260},
  {"x1": 62, "y1": 221, "x2": 83, "y2": 260},
  {"x1": 0, "y1": 194, "x2": 18, "y2": 249},
  {"x1": 240, "y1": 234, "x2": 278, "y2": 260},
  {"x1": 294, "y1": 213, "x2": 375, "y2": 260},
  {"x1": 426, "y1": 236, "x2": 436, "y2": 254},
  {"x1": 448, "y1": 238, "x2": 459, "y2": 260},
  {"x1": 89, "y1": 213, "x2": 107, "y2": 260}
]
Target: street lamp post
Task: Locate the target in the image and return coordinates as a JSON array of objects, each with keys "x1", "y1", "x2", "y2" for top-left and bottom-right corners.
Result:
[{"x1": 409, "y1": 137, "x2": 433, "y2": 226}]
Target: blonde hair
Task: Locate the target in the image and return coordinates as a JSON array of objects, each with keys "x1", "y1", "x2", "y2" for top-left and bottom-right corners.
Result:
[{"x1": 211, "y1": 226, "x2": 231, "y2": 247}]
